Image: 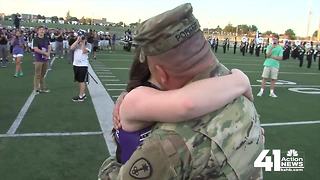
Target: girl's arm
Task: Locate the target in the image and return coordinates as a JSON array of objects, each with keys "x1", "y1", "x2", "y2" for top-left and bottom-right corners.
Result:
[{"x1": 120, "y1": 69, "x2": 253, "y2": 132}]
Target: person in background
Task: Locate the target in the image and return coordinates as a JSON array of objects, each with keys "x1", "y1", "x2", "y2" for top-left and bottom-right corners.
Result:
[
  {"x1": 70, "y1": 35, "x2": 91, "y2": 102},
  {"x1": 111, "y1": 33, "x2": 116, "y2": 51},
  {"x1": 233, "y1": 38, "x2": 237, "y2": 54},
  {"x1": 305, "y1": 42, "x2": 314, "y2": 68},
  {"x1": 257, "y1": 34, "x2": 283, "y2": 98},
  {"x1": 55, "y1": 30, "x2": 64, "y2": 59},
  {"x1": 33, "y1": 26, "x2": 51, "y2": 94},
  {"x1": 11, "y1": 30, "x2": 25, "y2": 77},
  {"x1": 92, "y1": 32, "x2": 99, "y2": 59},
  {"x1": 222, "y1": 38, "x2": 227, "y2": 53},
  {"x1": 0, "y1": 31, "x2": 8, "y2": 68},
  {"x1": 68, "y1": 32, "x2": 77, "y2": 64}
]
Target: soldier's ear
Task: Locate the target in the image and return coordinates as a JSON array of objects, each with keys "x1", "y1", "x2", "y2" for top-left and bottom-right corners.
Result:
[{"x1": 154, "y1": 64, "x2": 168, "y2": 86}]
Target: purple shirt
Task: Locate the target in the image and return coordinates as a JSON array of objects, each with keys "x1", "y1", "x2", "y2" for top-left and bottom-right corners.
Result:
[
  {"x1": 11, "y1": 37, "x2": 25, "y2": 55},
  {"x1": 33, "y1": 36, "x2": 50, "y2": 62},
  {"x1": 115, "y1": 126, "x2": 152, "y2": 164}
]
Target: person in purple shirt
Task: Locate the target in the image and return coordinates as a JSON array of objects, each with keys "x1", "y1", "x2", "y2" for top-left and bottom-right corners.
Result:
[
  {"x1": 11, "y1": 30, "x2": 25, "y2": 77},
  {"x1": 33, "y1": 26, "x2": 51, "y2": 94}
]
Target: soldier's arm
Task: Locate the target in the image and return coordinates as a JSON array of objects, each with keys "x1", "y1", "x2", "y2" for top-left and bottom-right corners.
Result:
[
  {"x1": 98, "y1": 157, "x2": 122, "y2": 180},
  {"x1": 120, "y1": 69, "x2": 252, "y2": 131},
  {"x1": 106, "y1": 133, "x2": 190, "y2": 180}
]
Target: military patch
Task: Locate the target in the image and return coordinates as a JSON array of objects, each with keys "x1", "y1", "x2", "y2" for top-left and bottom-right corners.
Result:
[{"x1": 129, "y1": 158, "x2": 153, "y2": 179}]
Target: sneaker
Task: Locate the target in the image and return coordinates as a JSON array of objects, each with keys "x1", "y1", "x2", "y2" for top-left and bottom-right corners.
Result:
[
  {"x1": 40, "y1": 89, "x2": 50, "y2": 93},
  {"x1": 269, "y1": 93, "x2": 278, "y2": 98},
  {"x1": 19, "y1": 72, "x2": 23, "y2": 77},
  {"x1": 72, "y1": 95, "x2": 85, "y2": 102},
  {"x1": 14, "y1": 73, "x2": 19, "y2": 77},
  {"x1": 34, "y1": 90, "x2": 40, "y2": 95},
  {"x1": 257, "y1": 91, "x2": 263, "y2": 97}
]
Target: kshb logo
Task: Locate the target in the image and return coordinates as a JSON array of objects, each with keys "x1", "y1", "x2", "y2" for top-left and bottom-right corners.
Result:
[{"x1": 254, "y1": 149, "x2": 304, "y2": 172}]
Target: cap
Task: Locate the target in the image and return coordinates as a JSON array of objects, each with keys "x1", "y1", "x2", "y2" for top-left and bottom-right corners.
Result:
[{"x1": 134, "y1": 3, "x2": 201, "y2": 62}]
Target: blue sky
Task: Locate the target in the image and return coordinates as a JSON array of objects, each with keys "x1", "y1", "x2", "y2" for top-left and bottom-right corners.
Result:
[{"x1": 1, "y1": 0, "x2": 319, "y2": 36}]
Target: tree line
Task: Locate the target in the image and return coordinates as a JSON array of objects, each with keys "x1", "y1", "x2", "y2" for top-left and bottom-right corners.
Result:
[{"x1": 203, "y1": 23, "x2": 318, "y2": 40}]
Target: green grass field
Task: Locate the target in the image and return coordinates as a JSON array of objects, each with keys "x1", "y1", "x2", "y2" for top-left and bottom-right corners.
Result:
[{"x1": 0, "y1": 47, "x2": 319, "y2": 180}]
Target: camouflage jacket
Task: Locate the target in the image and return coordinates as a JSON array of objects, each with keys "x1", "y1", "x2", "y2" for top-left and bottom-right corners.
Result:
[{"x1": 98, "y1": 63, "x2": 264, "y2": 180}]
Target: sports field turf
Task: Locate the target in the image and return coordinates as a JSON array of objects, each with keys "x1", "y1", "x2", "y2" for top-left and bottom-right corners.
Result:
[{"x1": 0, "y1": 47, "x2": 319, "y2": 180}]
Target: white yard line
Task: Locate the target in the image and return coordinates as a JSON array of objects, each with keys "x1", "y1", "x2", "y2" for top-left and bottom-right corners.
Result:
[
  {"x1": 99, "y1": 75, "x2": 116, "y2": 78},
  {"x1": 95, "y1": 70, "x2": 111, "y2": 72},
  {"x1": 261, "y1": 120, "x2": 320, "y2": 127},
  {"x1": 101, "y1": 79, "x2": 120, "y2": 81},
  {"x1": 107, "y1": 89, "x2": 125, "y2": 91},
  {"x1": 104, "y1": 84, "x2": 127, "y2": 86},
  {"x1": 7, "y1": 57, "x2": 56, "y2": 135},
  {"x1": 105, "y1": 68, "x2": 130, "y2": 70},
  {"x1": 96, "y1": 72, "x2": 112, "y2": 74},
  {"x1": 245, "y1": 70, "x2": 320, "y2": 75},
  {"x1": 87, "y1": 64, "x2": 116, "y2": 156},
  {"x1": 251, "y1": 84, "x2": 320, "y2": 88},
  {"x1": 0, "y1": 131, "x2": 102, "y2": 138}
]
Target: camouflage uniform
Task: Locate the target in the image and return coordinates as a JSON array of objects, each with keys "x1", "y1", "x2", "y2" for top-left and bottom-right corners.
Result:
[{"x1": 99, "y1": 3, "x2": 264, "y2": 180}]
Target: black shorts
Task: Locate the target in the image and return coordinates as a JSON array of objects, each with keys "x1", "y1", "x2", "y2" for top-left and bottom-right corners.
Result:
[{"x1": 73, "y1": 66, "x2": 88, "y2": 82}]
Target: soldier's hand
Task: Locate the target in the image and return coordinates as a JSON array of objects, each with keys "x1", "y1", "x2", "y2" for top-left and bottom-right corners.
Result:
[
  {"x1": 231, "y1": 69, "x2": 253, "y2": 101},
  {"x1": 113, "y1": 91, "x2": 128, "y2": 129},
  {"x1": 98, "y1": 156, "x2": 122, "y2": 180}
]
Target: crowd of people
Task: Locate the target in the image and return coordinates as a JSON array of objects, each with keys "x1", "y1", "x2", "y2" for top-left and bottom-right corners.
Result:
[
  {"x1": 207, "y1": 35, "x2": 320, "y2": 70},
  {"x1": 0, "y1": 25, "x2": 121, "y2": 101},
  {"x1": 0, "y1": 26, "x2": 117, "y2": 67}
]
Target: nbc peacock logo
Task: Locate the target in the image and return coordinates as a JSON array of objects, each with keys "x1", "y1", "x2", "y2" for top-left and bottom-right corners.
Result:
[
  {"x1": 280, "y1": 149, "x2": 304, "y2": 171},
  {"x1": 287, "y1": 149, "x2": 298, "y2": 157}
]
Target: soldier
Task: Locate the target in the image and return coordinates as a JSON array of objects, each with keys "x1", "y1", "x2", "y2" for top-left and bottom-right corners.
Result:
[{"x1": 99, "y1": 3, "x2": 264, "y2": 180}]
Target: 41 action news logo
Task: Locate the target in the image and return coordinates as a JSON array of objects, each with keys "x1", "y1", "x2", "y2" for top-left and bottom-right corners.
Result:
[{"x1": 254, "y1": 149, "x2": 304, "y2": 172}]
